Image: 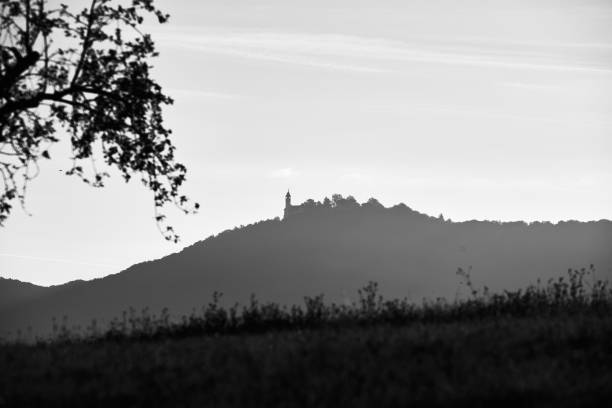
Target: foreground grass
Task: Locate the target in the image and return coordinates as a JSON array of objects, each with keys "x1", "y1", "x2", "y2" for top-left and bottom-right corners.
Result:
[
  {"x1": 1, "y1": 267, "x2": 612, "y2": 407},
  {"x1": 2, "y1": 315, "x2": 612, "y2": 407}
]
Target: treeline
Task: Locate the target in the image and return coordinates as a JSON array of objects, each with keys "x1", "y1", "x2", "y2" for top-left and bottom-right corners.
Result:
[{"x1": 281, "y1": 194, "x2": 610, "y2": 225}]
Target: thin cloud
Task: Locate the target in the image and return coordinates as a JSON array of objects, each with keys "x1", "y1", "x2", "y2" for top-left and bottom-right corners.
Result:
[
  {"x1": 154, "y1": 30, "x2": 612, "y2": 74},
  {"x1": 503, "y1": 82, "x2": 558, "y2": 90},
  {"x1": 268, "y1": 167, "x2": 299, "y2": 179},
  {"x1": 365, "y1": 101, "x2": 612, "y2": 129},
  {"x1": 167, "y1": 88, "x2": 241, "y2": 100},
  {"x1": 158, "y1": 34, "x2": 390, "y2": 73},
  {"x1": 0, "y1": 253, "x2": 122, "y2": 269},
  {"x1": 339, "y1": 171, "x2": 372, "y2": 182}
]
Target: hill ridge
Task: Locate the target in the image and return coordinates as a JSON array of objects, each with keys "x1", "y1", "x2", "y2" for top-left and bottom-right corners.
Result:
[{"x1": 1, "y1": 194, "x2": 611, "y2": 337}]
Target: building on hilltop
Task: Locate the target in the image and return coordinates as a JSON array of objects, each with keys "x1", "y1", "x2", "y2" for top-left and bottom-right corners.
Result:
[{"x1": 283, "y1": 190, "x2": 304, "y2": 219}]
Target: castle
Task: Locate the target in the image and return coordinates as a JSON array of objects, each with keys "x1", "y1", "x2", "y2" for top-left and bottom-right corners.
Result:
[{"x1": 283, "y1": 190, "x2": 304, "y2": 219}]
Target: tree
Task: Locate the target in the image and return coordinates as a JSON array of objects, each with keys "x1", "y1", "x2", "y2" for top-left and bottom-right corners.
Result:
[
  {"x1": 0, "y1": 0, "x2": 197, "y2": 242},
  {"x1": 331, "y1": 194, "x2": 359, "y2": 209},
  {"x1": 363, "y1": 197, "x2": 383, "y2": 210}
]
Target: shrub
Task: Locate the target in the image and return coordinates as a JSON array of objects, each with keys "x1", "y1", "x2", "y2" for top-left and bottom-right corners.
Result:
[{"x1": 14, "y1": 265, "x2": 612, "y2": 345}]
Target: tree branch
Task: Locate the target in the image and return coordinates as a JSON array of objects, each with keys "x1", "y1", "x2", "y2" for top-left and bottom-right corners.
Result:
[
  {"x1": 70, "y1": 0, "x2": 98, "y2": 87},
  {"x1": 0, "y1": 86, "x2": 73, "y2": 116},
  {"x1": 25, "y1": 0, "x2": 31, "y2": 52}
]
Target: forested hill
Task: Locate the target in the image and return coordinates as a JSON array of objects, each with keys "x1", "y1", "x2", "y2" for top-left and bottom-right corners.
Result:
[
  {"x1": 1, "y1": 196, "x2": 611, "y2": 337},
  {"x1": 0, "y1": 278, "x2": 47, "y2": 310}
]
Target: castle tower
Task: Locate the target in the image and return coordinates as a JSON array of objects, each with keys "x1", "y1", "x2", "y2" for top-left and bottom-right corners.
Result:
[
  {"x1": 285, "y1": 190, "x2": 291, "y2": 208},
  {"x1": 284, "y1": 190, "x2": 292, "y2": 219}
]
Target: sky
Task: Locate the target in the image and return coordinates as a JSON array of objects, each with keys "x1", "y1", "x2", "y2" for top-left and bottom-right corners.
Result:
[{"x1": 1, "y1": 0, "x2": 611, "y2": 286}]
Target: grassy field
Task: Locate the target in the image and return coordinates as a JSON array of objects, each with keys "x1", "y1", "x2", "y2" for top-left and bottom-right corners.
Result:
[{"x1": 1, "y1": 267, "x2": 612, "y2": 407}]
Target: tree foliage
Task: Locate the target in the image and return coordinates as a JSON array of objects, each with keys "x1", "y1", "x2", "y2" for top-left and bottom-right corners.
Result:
[{"x1": 0, "y1": 0, "x2": 197, "y2": 241}]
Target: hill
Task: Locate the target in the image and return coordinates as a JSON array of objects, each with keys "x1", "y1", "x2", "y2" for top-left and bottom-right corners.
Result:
[
  {"x1": 1, "y1": 195, "x2": 611, "y2": 337},
  {"x1": 0, "y1": 278, "x2": 47, "y2": 310}
]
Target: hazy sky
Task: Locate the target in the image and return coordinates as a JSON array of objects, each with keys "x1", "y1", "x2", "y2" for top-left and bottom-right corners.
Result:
[{"x1": 1, "y1": 0, "x2": 611, "y2": 285}]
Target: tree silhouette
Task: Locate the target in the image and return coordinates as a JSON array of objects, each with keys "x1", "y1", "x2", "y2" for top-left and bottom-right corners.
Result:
[{"x1": 0, "y1": 0, "x2": 197, "y2": 241}]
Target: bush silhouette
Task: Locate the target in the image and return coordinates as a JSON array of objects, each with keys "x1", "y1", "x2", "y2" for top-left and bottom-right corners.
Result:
[{"x1": 7, "y1": 265, "x2": 606, "y2": 345}]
